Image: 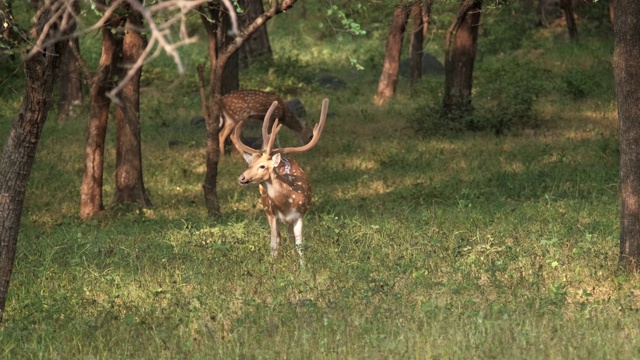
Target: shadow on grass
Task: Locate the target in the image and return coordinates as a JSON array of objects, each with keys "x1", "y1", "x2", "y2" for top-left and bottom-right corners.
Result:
[{"x1": 311, "y1": 133, "x2": 619, "y2": 221}]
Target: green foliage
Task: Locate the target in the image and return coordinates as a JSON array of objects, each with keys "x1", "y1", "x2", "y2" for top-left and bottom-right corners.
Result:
[
  {"x1": 326, "y1": 4, "x2": 367, "y2": 36},
  {"x1": 409, "y1": 2, "x2": 614, "y2": 135},
  {"x1": 239, "y1": 55, "x2": 317, "y2": 95},
  {"x1": 471, "y1": 55, "x2": 545, "y2": 133},
  {"x1": 408, "y1": 54, "x2": 544, "y2": 135},
  {"x1": 563, "y1": 62, "x2": 614, "y2": 100},
  {"x1": 479, "y1": 2, "x2": 538, "y2": 56}
]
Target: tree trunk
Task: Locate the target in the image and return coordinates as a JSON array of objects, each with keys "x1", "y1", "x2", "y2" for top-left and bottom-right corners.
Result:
[
  {"x1": 409, "y1": 0, "x2": 434, "y2": 85},
  {"x1": 57, "y1": 36, "x2": 83, "y2": 121},
  {"x1": 374, "y1": 5, "x2": 410, "y2": 105},
  {"x1": 409, "y1": 4, "x2": 424, "y2": 83},
  {"x1": 609, "y1": 0, "x2": 614, "y2": 27},
  {"x1": 199, "y1": 3, "x2": 223, "y2": 217},
  {"x1": 421, "y1": 0, "x2": 434, "y2": 38},
  {"x1": 0, "y1": 1, "x2": 71, "y2": 320},
  {"x1": 442, "y1": 0, "x2": 483, "y2": 121},
  {"x1": 113, "y1": 2, "x2": 151, "y2": 208},
  {"x1": 238, "y1": 0, "x2": 272, "y2": 67},
  {"x1": 80, "y1": 7, "x2": 123, "y2": 219},
  {"x1": 614, "y1": 0, "x2": 640, "y2": 271},
  {"x1": 221, "y1": 6, "x2": 240, "y2": 95},
  {"x1": 561, "y1": 0, "x2": 579, "y2": 41}
]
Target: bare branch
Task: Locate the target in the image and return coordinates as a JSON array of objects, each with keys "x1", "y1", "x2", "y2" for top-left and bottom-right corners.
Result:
[{"x1": 25, "y1": 0, "x2": 241, "y2": 101}]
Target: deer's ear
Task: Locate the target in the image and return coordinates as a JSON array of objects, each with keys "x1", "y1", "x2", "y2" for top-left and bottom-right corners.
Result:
[
  {"x1": 242, "y1": 153, "x2": 253, "y2": 164},
  {"x1": 271, "y1": 153, "x2": 282, "y2": 167}
]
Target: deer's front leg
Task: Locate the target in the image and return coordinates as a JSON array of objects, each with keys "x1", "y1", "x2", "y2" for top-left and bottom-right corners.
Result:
[
  {"x1": 267, "y1": 213, "x2": 281, "y2": 257},
  {"x1": 290, "y1": 218, "x2": 304, "y2": 265}
]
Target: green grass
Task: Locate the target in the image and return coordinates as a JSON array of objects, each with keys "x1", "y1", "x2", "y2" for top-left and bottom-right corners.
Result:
[{"x1": 1, "y1": 2, "x2": 636, "y2": 359}]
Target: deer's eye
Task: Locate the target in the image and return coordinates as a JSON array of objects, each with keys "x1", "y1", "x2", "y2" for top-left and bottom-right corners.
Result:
[{"x1": 259, "y1": 165, "x2": 266, "y2": 170}]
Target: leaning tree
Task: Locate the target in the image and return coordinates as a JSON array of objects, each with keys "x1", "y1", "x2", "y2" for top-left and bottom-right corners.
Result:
[
  {"x1": 0, "y1": 0, "x2": 76, "y2": 320},
  {"x1": 374, "y1": 2, "x2": 410, "y2": 105},
  {"x1": 442, "y1": 0, "x2": 483, "y2": 123}
]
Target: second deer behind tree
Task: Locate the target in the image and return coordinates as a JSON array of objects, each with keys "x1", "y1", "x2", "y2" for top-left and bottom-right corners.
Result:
[{"x1": 220, "y1": 90, "x2": 313, "y2": 156}]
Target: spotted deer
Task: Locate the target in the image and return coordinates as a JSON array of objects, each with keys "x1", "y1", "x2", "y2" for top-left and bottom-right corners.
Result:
[
  {"x1": 220, "y1": 90, "x2": 313, "y2": 157},
  {"x1": 231, "y1": 98, "x2": 329, "y2": 264}
]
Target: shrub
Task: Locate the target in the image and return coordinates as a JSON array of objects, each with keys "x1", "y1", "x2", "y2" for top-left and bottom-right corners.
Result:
[
  {"x1": 472, "y1": 56, "x2": 545, "y2": 133},
  {"x1": 408, "y1": 55, "x2": 544, "y2": 135}
]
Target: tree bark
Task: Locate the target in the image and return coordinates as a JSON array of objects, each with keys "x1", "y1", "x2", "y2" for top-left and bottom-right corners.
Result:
[
  {"x1": 80, "y1": 4, "x2": 123, "y2": 219},
  {"x1": 0, "y1": 0, "x2": 71, "y2": 320},
  {"x1": 113, "y1": 2, "x2": 151, "y2": 209},
  {"x1": 199, "y1": 3, "x2": 223, "y2": 217},
  {"x1": 409, "y1": 4, "x2": 424, "y2": 83},
  {"x1": 609, "y1": 0, "x2": 614, "y2": 27},
  {"x1": 374, "y1": 5, "x2": 410, "y2": 105},
  {"x1": 408, "y1": 0, "x2": 434, "y2": 85},
  {"x1": 614, "y1": 0, "x2": 640, "y2": 271},
  {"x1": 442, "y1": 0, "x2": 483, "y2": 120},
  {"x1": 561, "y1": 0, "x2": 579, "y2": 41},
  {"x1": 220, "y1": 5, "x2": 240, "y2": 94},
  {"x1": 57, "y1": 36, "x2": 83, "y2": 121},
  {"x1": 238, "y1": 0, "x2": 272, "y2": 67}
]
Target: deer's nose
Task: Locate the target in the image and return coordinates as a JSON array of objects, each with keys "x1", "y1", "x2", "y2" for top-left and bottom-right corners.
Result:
[{"x1": 238, "y1": 175, "x2": 249, "y2": 185}]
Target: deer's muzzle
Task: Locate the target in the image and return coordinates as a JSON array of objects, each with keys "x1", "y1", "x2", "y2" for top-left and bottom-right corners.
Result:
[{"x1": 238, "y1": 175, "x2": 250, "y2": 185}]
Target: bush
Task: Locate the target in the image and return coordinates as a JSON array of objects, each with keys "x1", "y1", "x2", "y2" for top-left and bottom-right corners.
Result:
[
  {"x1": 472, "y1": 56, "x2": 545, "y2": 133},
  {"x1": 240, "y1": 55, "x2": 316, "y2": 96},
  {"x1": 408, "y1": 55, "x2": 544, "y2": 136}
]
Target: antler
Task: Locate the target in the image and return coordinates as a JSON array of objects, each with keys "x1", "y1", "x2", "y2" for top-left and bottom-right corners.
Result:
[
  {"x1": 261, "y1": 101, "x2": 279, "y2": 151},
  {"x1": 272, "y1": 98, "x2": 329, "y2": 155},
  {"x1": 265, "y1": 119, "x2": 282, "y2": 154},
  {"x1": 231, "y1": 101, "x2": 280, "y2": 155},
  {"x1": 231, "y1": 98, "x2": 329, "y2": 156}
]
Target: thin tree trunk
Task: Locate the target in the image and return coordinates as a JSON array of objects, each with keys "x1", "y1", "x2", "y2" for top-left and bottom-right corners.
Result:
[
  {"x1": 57, "y1": 0, "x2": 83, "y2": 122},
  {"x1": 113, "y1": 2, "x2": 151, "y2": 208},
  {"x1": 0, "y1": 1, "x2": 71, "y2": 320},
  {"x1": 409, "y1": 4, "x2": 424, "y2": 83},
  {"x1": 609, "y1": 0, "x2": 614, "y2": 27},
  {"x1": 221, "y1": 6, "x2": 240, "y2": 95},
  {"x1": 238, "y1": 0, "x2": 272, "y2": 67},
  {"x1": 422, "y1": 0, "x2": 434, "y2": 38},
  {"x1": 80, "y1": 9, "x2": 123, "y2": 219},
  {"x1": 561, "y1": 0, "x2": 578, "y2": 41},
  {"x1": 409, "y1": 0, "x2": 435, "y2": 85},
  {"x1": 199, "y1": 3, "x2": 223, "y2": 217},
  {"x1": 374, "y1": 5, "x2": 410, "y2": 105},
  {"x1": 614, "y1": 0, "x2": 640, "y2": 271},
  {"x1": 442, "y1": 0, "x2": 483, "y2": 120}
]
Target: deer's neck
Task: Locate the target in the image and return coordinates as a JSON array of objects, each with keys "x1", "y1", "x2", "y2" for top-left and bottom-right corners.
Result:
[{"x1": 261, "y1": 157, "x2": 312, "y2": 217}]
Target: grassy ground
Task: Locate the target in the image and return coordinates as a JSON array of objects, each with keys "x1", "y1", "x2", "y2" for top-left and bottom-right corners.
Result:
[{"x1": 1, "y1": 2, "x2": 635, "y2": 359}]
